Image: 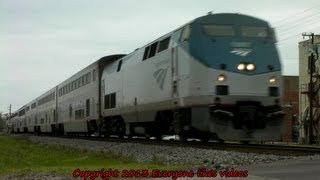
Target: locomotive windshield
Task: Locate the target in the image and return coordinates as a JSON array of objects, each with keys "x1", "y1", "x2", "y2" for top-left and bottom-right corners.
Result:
[
  {"x1": 202, "y1": 25, "x2": 273, "y2": 39},
  {"x1": 240, "y1": 26, "x2": 268, "y2": 38},
  {"x1": 202, "y1": 25, "x2": 235, "y2": 37}
]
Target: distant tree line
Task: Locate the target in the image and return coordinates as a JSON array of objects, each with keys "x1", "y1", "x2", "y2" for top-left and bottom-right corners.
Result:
[{"x1": 0, "y1": 112, "x2": 6, "y2": 132}]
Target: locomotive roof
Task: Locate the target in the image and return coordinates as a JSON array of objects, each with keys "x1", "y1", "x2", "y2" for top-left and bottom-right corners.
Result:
[
  {"x1": 97, "y1": 54, "x2": 126, "y2": 66},
  {"x1": 194, "y1": 13, "x2": 270, "y2": 27}
]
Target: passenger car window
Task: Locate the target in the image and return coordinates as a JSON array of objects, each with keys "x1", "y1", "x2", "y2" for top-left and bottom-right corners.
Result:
[{"x1": 158, "y1": 37, "x2": 170, "y2": 53}]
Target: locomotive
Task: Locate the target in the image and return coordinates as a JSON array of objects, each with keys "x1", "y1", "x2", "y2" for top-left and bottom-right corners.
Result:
[{"x1": 10, "y1": 13, "x2": 284, "y2": 142}]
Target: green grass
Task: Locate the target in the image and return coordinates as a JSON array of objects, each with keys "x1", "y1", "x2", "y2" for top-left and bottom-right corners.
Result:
[{"x1": 0, "y1": 135, "x2": 186, "y2": 176}]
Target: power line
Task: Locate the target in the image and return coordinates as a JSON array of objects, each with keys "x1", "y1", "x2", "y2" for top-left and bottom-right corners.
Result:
[
  {"x1": 277, "y1": 33, "x2": 301, "y2": 44},
  {"x1": 273, "y1": 2, "x2": 320, "y2": 26},
  {"x1": 277, "y1": 14, "x2": 320, "y2": 37},
  {"x1": 272, "y1": 3, "x2": 320, "y2": 46},
  {"x1": 277, "y1": 22, "x2": 320, "y2": 45},
  {"x1": 276, "y1": 10, "x2": 320, "y2": 30}
]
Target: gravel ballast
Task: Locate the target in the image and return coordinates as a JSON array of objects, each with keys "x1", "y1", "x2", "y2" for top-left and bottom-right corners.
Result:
[
  {"x1": 25, "y1": 135, "x2": 293, "y2": 167},
  {"x1": 4, "y1": 134, "x2": 313, "y2": 180}
]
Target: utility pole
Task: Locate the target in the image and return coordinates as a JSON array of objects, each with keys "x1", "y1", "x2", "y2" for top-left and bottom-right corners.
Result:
[
  {"x1": 9, "y1": 104, "x2": 11, "y2": 116},
  {"x1": 302, "y1": 32, "x2": 319, "y2": 144},
  {"x1": 8, "y1": 104, "x2": 11, "y2": 133}
]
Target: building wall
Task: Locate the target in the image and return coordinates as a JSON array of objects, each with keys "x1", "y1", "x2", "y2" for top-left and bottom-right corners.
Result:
[
  {"x1": 282, "y1": 76, "x2": 299, "y2": 142},
  {"x1": 298, "y1": 36, "x2": 320, "y2": 141}
]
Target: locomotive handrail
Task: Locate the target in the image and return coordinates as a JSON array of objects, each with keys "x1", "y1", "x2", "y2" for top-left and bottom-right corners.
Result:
[
  {"x1": 266, "y1": 111, "x2": 285, "y2": 118},
  {"x1": 211, "y1": 109, "x2": 234, "y2": 117}
]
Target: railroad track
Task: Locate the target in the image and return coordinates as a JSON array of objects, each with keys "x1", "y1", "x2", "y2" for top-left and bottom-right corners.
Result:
[{"x1": 56, "y1": 134, "x2": 320, "y2": 156}]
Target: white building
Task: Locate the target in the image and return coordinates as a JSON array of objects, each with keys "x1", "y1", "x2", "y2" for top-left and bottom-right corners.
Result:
[{"x1": 299, "y1": 35, "x2": 320, "y2": 143}]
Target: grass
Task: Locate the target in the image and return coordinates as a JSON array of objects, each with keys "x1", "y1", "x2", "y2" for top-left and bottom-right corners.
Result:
[{"x1": 0, "y1": 135, "x2": 186, "y2": 176}]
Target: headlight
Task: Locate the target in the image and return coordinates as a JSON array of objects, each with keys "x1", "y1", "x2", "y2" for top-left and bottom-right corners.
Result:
[
  {"x1": 218, "y1": 74, "x2": 226, "y2": 82},
  {"x1": 237, "y1": 63, "x2": 255, "y2": 71},
  {"x1": 246, "y1": 63, "x2": 255, "y2": 71},
  {"x1": 237, "y1": 63, "x2": 246, "y2": 71},
  {"x1": 269, "y1": 76, "x2": 276, "y2": 83}
]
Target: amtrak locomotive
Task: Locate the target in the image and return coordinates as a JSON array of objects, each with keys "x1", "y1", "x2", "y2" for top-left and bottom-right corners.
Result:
[{"x1": 10, "y1": 13, "x2": 284, "y2": 142}]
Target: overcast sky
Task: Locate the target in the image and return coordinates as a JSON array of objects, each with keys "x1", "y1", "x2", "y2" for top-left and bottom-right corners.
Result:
[{"x1": 1, "y1": 0, "x2": 320, "y2": 113}]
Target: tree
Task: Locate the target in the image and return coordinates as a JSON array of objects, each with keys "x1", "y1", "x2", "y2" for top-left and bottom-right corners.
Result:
[{"x1": 0, "y1": 112, "x2": 6, "y2": 132}]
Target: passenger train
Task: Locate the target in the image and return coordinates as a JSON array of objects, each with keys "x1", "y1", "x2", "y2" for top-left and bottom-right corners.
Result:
[{"x1": 9, "y1": 13, "x2": 285, "y2": 142}]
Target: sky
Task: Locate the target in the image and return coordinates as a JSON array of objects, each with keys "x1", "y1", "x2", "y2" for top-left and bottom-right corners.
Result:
[{"x1": 1, "y1": 0, "x2": 320, "y2": 113}]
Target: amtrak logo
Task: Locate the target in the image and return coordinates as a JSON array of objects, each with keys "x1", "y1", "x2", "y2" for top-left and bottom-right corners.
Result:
[
  {"x1": 230, "y1": 48, "x2": 252, "y2": 57},
  {"x1": 153, "y1": 67, "x2": 168, "y2": 90}
]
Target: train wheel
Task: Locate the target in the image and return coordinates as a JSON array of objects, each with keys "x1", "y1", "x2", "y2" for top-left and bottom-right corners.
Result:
[
  {"x1": 154, "y1": 134, "x2": 162, "y2": 141},
  {"x1": 201, "y1": 138, "x2": 209, "y2": 143},
  {"x1": 118, "y1": 134, "x2": 124, "y2": 138},
  {"x1": 180, "y1": 134, "x2": 187, "y2": 142},
  {"x1": 241, "y1": 140, "x2": 250, "y2": 144},
  {"x1": 145, "y1": 134, "x2": 151, "y2": 139}
]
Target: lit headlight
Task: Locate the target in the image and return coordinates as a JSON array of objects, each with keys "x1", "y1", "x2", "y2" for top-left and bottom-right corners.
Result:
[
  {"x1": 269, "y1": 76, "x2": 277, "y2": 83},
  {"x1": 246, "y1": 63, "x2": 255, "y2": 71},
  {"x1": 237, "y1": 63, "x2": 246, "y2": 71},
  {"x1": 218, "y1": 74, "x2": 226, "y2": 82}
]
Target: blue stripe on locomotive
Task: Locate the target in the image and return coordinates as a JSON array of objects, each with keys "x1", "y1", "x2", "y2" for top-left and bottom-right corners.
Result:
[{"x1": 187, "y1": 13, "x2": 281, "y2": 75}]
